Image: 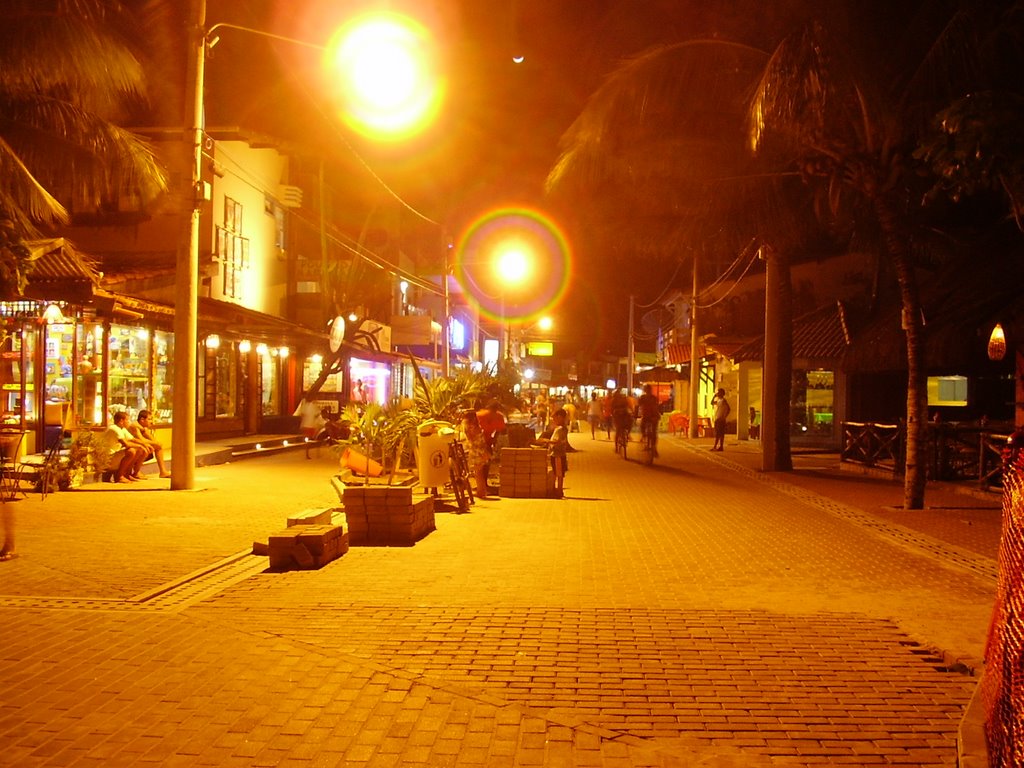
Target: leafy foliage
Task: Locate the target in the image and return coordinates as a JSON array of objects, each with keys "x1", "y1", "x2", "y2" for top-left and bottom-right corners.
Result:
[
  {"x1": 412, "y1": 367, "x2": 493, "y2": 424},
  {"x1": 0, "y1": 0, "x2": 168, "y2": 293},
  {"x1": 916, "y1": 91, "x2": 1024, "y2": 229}
]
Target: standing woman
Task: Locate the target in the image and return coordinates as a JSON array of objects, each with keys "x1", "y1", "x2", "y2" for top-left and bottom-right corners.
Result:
[
  {"x1": 711, "y1": 388, "x2": 731, "y2": 451},
  {"x1": 460, "y1": 410, "x2": 492, "y2": 500}
]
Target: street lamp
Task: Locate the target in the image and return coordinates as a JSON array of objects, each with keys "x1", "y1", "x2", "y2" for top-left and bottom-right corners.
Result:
[
  {"x1": 174, "y1": 2, "x2": 440, "y2": 489},
  {"x1": 493, "y1": 239, "x2": 532, "y2": 361}
]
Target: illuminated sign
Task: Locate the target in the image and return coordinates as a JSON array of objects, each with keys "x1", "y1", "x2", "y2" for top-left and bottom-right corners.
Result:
[
  {"x1": 523, "y1": 341, "x2": 553, "y2": 357},
  {"x1": 449, "y1": 318, "x2": 466, "y2": 351}
]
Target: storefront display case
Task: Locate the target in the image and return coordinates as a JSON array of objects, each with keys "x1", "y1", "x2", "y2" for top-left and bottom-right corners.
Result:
[{"x1": 107, "y1": 324, "x2": 151, "y2": 421}]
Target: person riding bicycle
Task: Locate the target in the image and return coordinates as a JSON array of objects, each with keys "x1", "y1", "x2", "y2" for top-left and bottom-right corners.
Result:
[
  {"x1": 610, "y1": 389, "x2": 633, "y2": 449},
  {"x1": 635, "y1": 384, "x2": 660, "y2": 458}
]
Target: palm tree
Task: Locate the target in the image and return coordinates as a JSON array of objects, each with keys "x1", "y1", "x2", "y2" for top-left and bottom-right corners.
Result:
[
  {"x1": 747, "y1": 2, "x2": 1024, "y2": 508},
  {"x1": 547, "y1": 38, "x2": 829, "y2": 471},
  {"x1": 0, "y1": 0, "x2": 167, "y2": 290}
]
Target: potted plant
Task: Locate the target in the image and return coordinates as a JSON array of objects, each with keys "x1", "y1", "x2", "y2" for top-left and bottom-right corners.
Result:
[{"x1": 59, "y1": 430, "x2": 93, "y2": 489}]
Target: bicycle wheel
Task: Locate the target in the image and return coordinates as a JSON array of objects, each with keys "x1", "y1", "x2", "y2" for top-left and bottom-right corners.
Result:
[{"x1": 616, "y1": 428, "x2": 628, "y2": 459}]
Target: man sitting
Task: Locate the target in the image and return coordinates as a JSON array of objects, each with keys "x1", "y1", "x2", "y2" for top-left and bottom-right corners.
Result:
[
  {"x1": 128, "y1": 409, "x2": 172, "y2": 479},
  {"x1": 96, "y1": 411, "x2": 147, "y2": 483}
]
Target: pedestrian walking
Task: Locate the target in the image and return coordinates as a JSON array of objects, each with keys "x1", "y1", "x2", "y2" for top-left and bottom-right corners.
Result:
[
  {"x1": 711, "y1": 387, "x2": 730, "y2": 451},
  {"x1": 586, "y1": 392, "x2": 602, "y2": 439},
  {"x1": 0, "y1": 501, "x2": 15, "y2": 561}
]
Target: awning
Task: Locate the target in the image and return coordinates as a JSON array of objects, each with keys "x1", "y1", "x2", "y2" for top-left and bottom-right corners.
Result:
[
  {"x1": 198, "y1": 297, "x2": 326, "y2": 347},
  {"x1": 664, "y1": 342, "x2": 707, "y2": 365},
  {"x1": 17, "y1": 238, "x2": 100, "y2": 302},
  {"x1": 638, "y1": 366, "x2": 685, "y2": 383},
  {"x1": 733, "y1": 302, "x2": 854, "y2": 364}
]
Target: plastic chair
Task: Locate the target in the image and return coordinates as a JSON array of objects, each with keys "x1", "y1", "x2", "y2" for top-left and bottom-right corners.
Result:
[{"x1": 0, "y1": 430, "x2": 26, "y2": 500}]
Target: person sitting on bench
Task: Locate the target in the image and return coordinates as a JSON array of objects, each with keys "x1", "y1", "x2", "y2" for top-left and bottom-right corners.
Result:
[
  {"x1": 96, "y1": 411, "x2": 147, "y2": 483},
  {"x1": 128, "y1": 409, "x2": 172, "y2": 478}
]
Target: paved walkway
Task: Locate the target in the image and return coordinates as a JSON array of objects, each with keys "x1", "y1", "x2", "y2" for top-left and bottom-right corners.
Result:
[{"x1": 0, "y1": 433, "x2": 1000, "y2": 766}]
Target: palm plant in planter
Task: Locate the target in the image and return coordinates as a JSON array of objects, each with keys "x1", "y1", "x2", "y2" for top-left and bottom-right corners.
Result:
[{"x1": 336, "y1": 401, "x2": 419, "y2": 485}]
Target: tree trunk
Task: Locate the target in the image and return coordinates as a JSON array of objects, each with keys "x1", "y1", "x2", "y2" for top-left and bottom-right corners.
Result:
[
  {"x1": 761, "y1": 245, "x2": 793, "y2": 471},
  {"x1": 874, "y1": 198, "x2": 928, "y2": 509}
]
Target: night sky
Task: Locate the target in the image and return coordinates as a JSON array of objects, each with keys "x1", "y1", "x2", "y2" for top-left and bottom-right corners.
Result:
[{"x1": 149, "y1": 0, "x2": 950, "y2": 358}]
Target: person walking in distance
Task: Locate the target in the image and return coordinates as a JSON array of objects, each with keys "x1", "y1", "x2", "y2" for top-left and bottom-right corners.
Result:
[
  {"x1": 586, "y1": 392, "x2": 602, "y2": 439},
  {"x1": 711, "y1": 388, "x2": 730, "y2": 451}
]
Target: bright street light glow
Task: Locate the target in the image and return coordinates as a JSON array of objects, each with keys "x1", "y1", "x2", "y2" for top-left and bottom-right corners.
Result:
[
  {"x1": 536, "y1": 316, "x2": 553, "y2": 332},
  {"x1": 494, "y1": 241, "x2": 531, "y2": 285},
  {"x1": 326, "y1": 12, "x2": 444, "y2": 141}
]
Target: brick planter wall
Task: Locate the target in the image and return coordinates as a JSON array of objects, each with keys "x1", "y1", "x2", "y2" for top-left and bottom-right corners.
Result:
[
  {"x1": 268, "y1": 524, "x2": 348, "y2": 570},
  {"x1": 499, "y1": 447, "x2": 554, "y2": 498},
  {"x1": 342, "y1": 485, "x2": 436, "y2": 546}
]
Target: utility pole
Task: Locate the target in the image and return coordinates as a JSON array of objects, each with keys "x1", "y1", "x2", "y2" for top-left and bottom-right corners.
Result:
[
  {"x1": 171, "y1": 0, "x2": 207, "y2": 490},
  {"x1": 442, "y1": 235, "x2": 450, "y2": 377},
  {"x1": 627, "y1": 294, "x2": 635, "y2": 392}
]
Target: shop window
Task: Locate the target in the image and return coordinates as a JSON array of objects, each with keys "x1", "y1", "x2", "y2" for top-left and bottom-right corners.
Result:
[
  {"x1": 152, "y1": 330, "x2": 173, "y2": 423},
  {"x1": 0, "y1": 322, "x2": 29, "y2": 426},
  {"x1": 303, "y1": 356, "x2": 341, "y2": 393},
  {"x1": 927, "y1": 375, "x2": 968, "y2": 407},
  {"x1": 43, "y1": 322, "x2": 74, "y2": 430},
  {"x1": 350, "y1": 358, "x2": 391, "y2": 406},
  {"x1": 791, "y1": 369, "x2": 835, "y2": 436},
  {"x1": 260, "y1": 350, "x2": 280, "y2": 416},
  {"x1": 108, "y1": 324, "x2": 151, "y2": 422},
  {"x1": 197, "y1": 341, "x2": 207, "y2": 419},
  {"x1": 214, "y1": 341, "x2": 238, "y2": 418},
  {"x1": 75, "y1": 323, "x2": 104, "y2": 426}
]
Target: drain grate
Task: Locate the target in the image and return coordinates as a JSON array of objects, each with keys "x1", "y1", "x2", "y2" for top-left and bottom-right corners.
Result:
[{"x1": 0, "y1": 551, "x2": 267, "y2": 612}]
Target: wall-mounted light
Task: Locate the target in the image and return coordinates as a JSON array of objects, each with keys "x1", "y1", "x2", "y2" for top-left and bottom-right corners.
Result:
[
  {"x1": 988, "y1": 323, "x2": 1007, "y2": 361},
  {"x1": 238, "y1": 339, "x2": 251, "y2": 354},
  {"x1": 205, "y1": 334, "x2": 221, "y2": 349},
  {"x1": 256, "y1": 343, "x2": 269, "y2": 357},
  {"x1": 42, "y1": 303, "x2": 66, "y2": 324},
  {"x1": 278, "y1": 347, "x2": 290, "y2": 359},
  {"x1": 399, "y1": 280, "x2": 409, "y2": 296}
]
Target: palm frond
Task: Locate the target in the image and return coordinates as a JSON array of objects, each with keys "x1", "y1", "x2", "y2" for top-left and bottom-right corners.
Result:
[
  {"x1": 548, "y1": 39, "x2": 768, "y2": 193},
  {"x1": 3, "y1": 96, "x2": 168, "y2": 204},
  {"x1": 0, "y1": 0, "x2": 149, "y2": 116},
  {"x1": 0, "y1": 136, "x2": 68, "y2": 232}
]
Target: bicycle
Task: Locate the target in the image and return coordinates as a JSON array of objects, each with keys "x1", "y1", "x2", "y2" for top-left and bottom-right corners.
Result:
[
  {"x1": 639, "y1": 417, "x2": 658, "y2": 466},
  {"x1": 448, "y1": 441, "x2": 474, "y2": 512},
  {"x1": 613, "y1": 414, "x2": 632, "y2": 459}
]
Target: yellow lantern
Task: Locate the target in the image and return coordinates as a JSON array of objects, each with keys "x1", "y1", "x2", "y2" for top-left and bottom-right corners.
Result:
[{"x1": 988, "y1": 323, "x2": 1007, "y2": 361}]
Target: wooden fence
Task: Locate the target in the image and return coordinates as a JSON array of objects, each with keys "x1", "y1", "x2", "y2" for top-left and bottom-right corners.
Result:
[{"x1": 841, "y1": 421, "x2": 1012, "y2": 490}]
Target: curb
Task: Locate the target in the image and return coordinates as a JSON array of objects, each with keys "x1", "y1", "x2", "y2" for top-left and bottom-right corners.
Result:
[{"x1": 958, "y1": 677, "x2": 989, "y2": 768}]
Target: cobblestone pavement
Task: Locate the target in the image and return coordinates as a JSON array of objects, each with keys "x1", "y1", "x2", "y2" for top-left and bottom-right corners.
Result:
[{"x1": 0, "y1": 434, "x2": 996, "y2": 766}]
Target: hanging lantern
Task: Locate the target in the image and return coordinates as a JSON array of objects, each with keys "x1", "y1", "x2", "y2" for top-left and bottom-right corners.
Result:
[{"x1": 988, "y1": 323, "x2": 1007, "y2": 361}]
